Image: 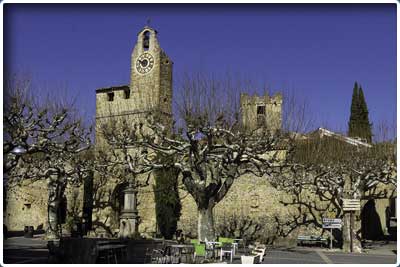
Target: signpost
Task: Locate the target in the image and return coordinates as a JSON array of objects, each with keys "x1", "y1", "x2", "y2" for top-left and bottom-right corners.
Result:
[
  {"x1": 342, "y1": 199, "x2": 361, "y2": 252},
  {"x1": 322, "y1": 218, "x2": 342, "y2": 249},
  {"x1": 342, "y1": 199, "x2": 361, "y2": 211}
]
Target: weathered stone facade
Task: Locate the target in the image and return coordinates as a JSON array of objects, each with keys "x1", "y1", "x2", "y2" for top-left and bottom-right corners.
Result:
[
  {"x1": 240, "y1": 92, "x2": 282, "y2": 132},
  {"x1": 5, "y1": 180, "x2": 84, "y2": 232}
]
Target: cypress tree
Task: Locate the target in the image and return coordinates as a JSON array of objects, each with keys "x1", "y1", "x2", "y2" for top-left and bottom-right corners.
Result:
[
  {"x1": 348, "y1": 82, "x2": 372, "y2": 143},
  {"x1": 348, "y1": 82, "x2": 361, "y2": 138},
  {"x1": 358, "y1": 86, "x2": 372, "y2": 142},
  {"x1": 153, "y1": 159, "x2": 182, "y2": 239}
]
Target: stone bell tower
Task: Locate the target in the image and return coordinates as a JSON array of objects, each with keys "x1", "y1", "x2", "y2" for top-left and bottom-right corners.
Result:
[
  {"x1": 94, "y1": 26, "x2": 173, "y2": 237},
  {"x1": 130, "y1": 26, "x2": 173, "y2": 117},
  {"x1": 95, "y1": 25, "x2": 173, "y2": 142}
]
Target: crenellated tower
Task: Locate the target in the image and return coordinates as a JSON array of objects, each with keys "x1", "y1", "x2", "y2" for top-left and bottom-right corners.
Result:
[{"x1": 240, "y1": 92, "x2": 283, "y2": 132}]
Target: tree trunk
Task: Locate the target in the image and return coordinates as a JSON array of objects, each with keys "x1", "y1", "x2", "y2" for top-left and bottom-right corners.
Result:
[
  {"x1": 342, "y1": 174, "x2": 362, "y2": 253},
  {"x1": 46, "y1": 172, "x2": 65, "y2": 240},
  {"x1": 342, "y1": 211, "x2": 362, "y2": 253},
  {"x1": 198, "y1": 206, "x2": 216, "y2": 241},
  {"x1": 353, "y1": 210, "x2": 363, "y2": 253},
  {"x1": 47, "y1": 196, "x2": 60, "y2": 240}
]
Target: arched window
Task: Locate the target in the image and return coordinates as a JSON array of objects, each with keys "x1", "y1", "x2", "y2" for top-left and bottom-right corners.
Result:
[{"x1": 143, "y1": 31, "x2": 150, "y2": 50}]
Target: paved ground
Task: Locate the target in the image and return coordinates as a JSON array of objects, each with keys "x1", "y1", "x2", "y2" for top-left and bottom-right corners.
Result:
[
  {"x1": 3, "y1": 235, "x2": 49, "y2": 264},
  {"x1": 2, "y1": 236, "x2": 398, "y2": 264},
  {"x1": 260, "y1": 247, "x2": 396, "y2": 264},
  {"x1": 226, "y1": 243, "x2": 397, "y2": 264}
]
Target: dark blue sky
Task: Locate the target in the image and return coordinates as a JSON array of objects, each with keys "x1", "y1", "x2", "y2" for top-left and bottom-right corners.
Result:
[{"x1": 4, "y1": 4, "x2": 397, "y2": 137}]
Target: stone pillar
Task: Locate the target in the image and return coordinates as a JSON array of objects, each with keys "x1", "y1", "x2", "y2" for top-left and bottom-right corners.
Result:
[{"x1": 119, "y1": 185, "x2": 140, "y2": 238}]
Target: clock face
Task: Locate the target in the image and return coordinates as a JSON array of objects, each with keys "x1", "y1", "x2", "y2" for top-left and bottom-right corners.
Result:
[{"x1": 136, "y1": 53, "x2": 154, "y2": 74}]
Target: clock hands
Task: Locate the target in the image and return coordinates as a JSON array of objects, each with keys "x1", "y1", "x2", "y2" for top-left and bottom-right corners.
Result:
[{"x1": 136, "y1": 53, "x2": 154, "y2": 73}]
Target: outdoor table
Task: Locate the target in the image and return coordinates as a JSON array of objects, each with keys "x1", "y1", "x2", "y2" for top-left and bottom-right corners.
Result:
[
  {"x1": 167, "y1": 244, "x2": 194, "y2": 263},
  {"x1": 219, "y1": 244, "x2": 234, "y2": 263},
  {"x1": 234, "y1": 238, "x2": 245, "y2": 250},
  {"x1": 204, "y1": 241, "x2": 222, "y2": 259},
  {"x1": 96, "y1": 241, "x2": 128, "y2": 264}
]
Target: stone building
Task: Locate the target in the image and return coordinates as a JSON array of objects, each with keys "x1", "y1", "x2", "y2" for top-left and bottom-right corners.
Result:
[
  {"x1": 90, "y1": 25, "x2": 289, "y2": 239},
  {"x1": 4, "y1": 26, "x2": 395, "y2": 244},
  {"x1": 240, "y1": 92, "x2": 282, "y2": 132}
]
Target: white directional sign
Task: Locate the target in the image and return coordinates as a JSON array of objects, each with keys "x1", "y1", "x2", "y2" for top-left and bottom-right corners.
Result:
[
  {"x1": 322, "y1": 218, "x2": 342, "y2": 229},
  {"x1": 342, "y1": 199, "x2": 361, "y2": 211},
  {"x1": 323, "y1": 218, "x2": 342, "y2": 224}
]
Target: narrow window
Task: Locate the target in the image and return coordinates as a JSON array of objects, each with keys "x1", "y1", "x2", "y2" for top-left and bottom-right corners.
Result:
[
  {"x1": 257, "y1": 105, "x2": 266, "y2": 115},
  {"x1": 257, "y1": 105, "x2": 266, "y2": 127},
  {"x1": 107, "y1": 92, "x2": 114, "y2": 102},
  {"x1": 124, "y1": 90, "x2": 130, "y2": 99},
  {"x1": 143, "y1": 31, "x2": 150, "y2": 50}
]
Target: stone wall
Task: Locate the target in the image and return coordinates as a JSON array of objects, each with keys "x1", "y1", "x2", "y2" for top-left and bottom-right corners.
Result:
[{"x1": 5, "y1": 180, "x2": 84, "y2": 232}]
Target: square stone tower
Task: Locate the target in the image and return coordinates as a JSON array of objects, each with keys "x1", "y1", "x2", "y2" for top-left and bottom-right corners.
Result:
[
  {"x1": 95, "y1": 26, "x2": 173, "y2": 142},
  {"x1": 93, "y1": 26, "x2": 173, "y2": 236},
  {"x1": 240, "y1": 92, "x2": 283, "y2": 132}
]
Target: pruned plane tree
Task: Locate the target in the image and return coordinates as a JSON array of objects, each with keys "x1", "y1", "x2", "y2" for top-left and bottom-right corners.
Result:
[
  {"x1": 270, "y1": 136, "x2": 396, "y2": 252},
  {"x1": 4, "y1": 79, "x2": 92, "y2": 239}
]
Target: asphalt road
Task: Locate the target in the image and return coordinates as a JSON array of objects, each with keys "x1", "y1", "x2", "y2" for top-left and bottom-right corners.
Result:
[{"x1": 259, "y1": 248, "x2": 397, "y2": 264}]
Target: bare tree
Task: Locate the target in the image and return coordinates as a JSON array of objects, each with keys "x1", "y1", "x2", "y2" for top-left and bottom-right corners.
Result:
[
  {"x1": 281, "y1": 88, "x2": 316, "y2": 135},
  {"x1": 270, "y1": 135, "x2": 396, "y2": 252},
  {"x1": 136, "y1": 74, "x2": 288, "y2": 241},
  {"x1": 4, "y1": 76, "x2": 92, "y2": 239}
]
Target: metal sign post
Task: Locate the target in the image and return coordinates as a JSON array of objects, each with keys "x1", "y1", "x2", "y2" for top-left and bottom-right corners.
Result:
[
  {"x1": 350, "y1": 211, "x2": 353, "y2": 253},
  {"x1": 322, "y1": 218, "x2": 342, "y2": 250},
  {"x1": 342, "y1": 199, "x2": 361, "y2": 211}
]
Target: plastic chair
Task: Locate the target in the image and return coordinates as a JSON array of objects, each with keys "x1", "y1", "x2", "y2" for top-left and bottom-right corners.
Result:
[
  {"x1": 220, "y1": 243, "x2": 234, "y2": 263},
  {"x1": 251, "y1": 244, "x2": 267, "y2": 263},
  {"x1": 190, "y1": 239, "x2": 199, "y2": 245},
  {"x1": 218, "y1": 237, "x2": 234, "y2": 244},
  {"x1": 193, "y1": 243, "x2": 206, "y2": 263}
]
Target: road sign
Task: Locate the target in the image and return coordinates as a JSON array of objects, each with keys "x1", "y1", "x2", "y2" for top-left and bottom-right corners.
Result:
[
  {"x1": 323, "y1": 218, "x2": 342, "y2": 224},
  {"x1": 322, "y1": 218, "x2": 342, "y2": 250},
  {"x1": 322, "y1": 218, "x2": 342, "y2": 229},
  {"x1": 342, "y1": 199, "x2": 361, "y2": 211},
  {"x1": 322, "y1": 223, "x2": 342, "y2": 229}
]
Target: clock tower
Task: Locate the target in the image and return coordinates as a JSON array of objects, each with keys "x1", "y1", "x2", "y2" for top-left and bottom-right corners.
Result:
[
  {"x1": 94, "y1": 26, "x2": 174, "y2": 235},
  {"x1": 130, "y1": 26, "x2": 173, "y2": 117},
  {"x1": 95, "y1": 25, "x2": 173, "y2": 144}
]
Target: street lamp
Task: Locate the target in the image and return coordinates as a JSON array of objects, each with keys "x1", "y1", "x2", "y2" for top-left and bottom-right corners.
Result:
[{"x1": 11, "y1": 145, "x2": 27, "y2": 155}]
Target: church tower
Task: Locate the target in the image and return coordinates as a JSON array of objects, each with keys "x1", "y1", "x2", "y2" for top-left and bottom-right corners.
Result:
[
  {"x1": 130, "y1": 26, "x2": 173, "y2": 117},
  {"x1": 95, "y1": 26, "x2": 173, "y2": 142},
  {"x1": 93, "y1": 26, "x2": 173, "y2": 236}
]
